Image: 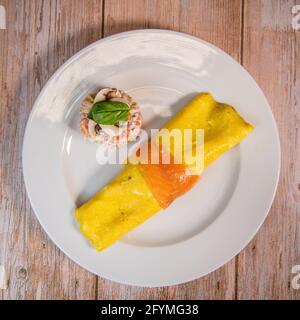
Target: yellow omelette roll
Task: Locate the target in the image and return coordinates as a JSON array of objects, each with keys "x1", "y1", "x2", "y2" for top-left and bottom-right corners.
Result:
[
  {"x1": 160, "y1": 93, "x2": 253, "y2": 172},
  {"x1": 75, "y1": 164, "x2": 161, "y2": 251},
  {"x1": 75, "y1": 92, "x2": 253, "y2": 251}
]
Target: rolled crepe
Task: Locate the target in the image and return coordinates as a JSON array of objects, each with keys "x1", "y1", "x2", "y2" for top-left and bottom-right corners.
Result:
[
  {"x1": 75, "y1": 93, "x2": 253, "y2": 250},
  {"x1": 161, "y1": 93, "x2": 254, "y2": 171}
]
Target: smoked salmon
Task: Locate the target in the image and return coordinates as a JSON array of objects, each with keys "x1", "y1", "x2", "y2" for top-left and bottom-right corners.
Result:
[{"x1": 138, "y1": 142, "x2": 199, "y2": 208}]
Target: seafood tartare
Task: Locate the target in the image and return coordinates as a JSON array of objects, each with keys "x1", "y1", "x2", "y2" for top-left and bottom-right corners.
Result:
[{"x1": 80, "y1": 88, "x2": 142, "y2": 146}]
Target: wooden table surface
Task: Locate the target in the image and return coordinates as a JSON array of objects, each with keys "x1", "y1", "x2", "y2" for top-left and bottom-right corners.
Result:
[{"x1": 0, "y1": 0, "x2": 299, "y2": 300}]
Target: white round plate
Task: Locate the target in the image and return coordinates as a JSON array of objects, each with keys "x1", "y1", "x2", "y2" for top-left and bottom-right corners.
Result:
[{"x1": 23, "y1": 30, "x2": 280, "y2": 287}]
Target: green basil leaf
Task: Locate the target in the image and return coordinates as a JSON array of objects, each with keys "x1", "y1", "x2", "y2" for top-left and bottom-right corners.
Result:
[
  {"x1": 87, "y1": 101, "x2": 130, "y2": 125},
  {"x1": 93, "y1": 110, "x2": 129, "y2": 125}
]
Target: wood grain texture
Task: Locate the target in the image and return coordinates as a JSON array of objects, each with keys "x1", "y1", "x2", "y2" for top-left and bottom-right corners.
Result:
[
  {"x1": 0, "y1": 0, "x2": 299, "y2": 300},
  {"x1": 237, "y1": 0, "x2": 300, "y2": 300},
  {"x1": 98, "y1": 0, "x2": 241, "y2": 300},
  {"x1": 0, "y1": 0, "x2": 104, "y2": 300}
]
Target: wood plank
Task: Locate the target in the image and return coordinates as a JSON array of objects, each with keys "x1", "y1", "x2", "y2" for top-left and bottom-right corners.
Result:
[
  {"x1": 0, "y1": 0, "x2": 104, "y2": 300},
  {"x1": 0, "y1": 0, "x2": 30, "y2": 301},
  {"x1": 98, "y1": 0, "x2": 242, "y2": 299},
  {"x1": 237, "y1": 0, "x2": 300, "y2": 299},
  {"x1": 104, "y1": 0, "x2": 242, "y2": 60},
  {"x1": 4, "y1": 0, "x2": 297, "y2": 300}
]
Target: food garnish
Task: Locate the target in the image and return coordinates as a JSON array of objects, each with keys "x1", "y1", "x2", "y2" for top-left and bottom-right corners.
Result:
[
  {"x1": 87, "y1": 101, "x2": 130, "y2": 125},
  {"x1": 80, "y1": 88, "x2": 142, "y2": 146}
]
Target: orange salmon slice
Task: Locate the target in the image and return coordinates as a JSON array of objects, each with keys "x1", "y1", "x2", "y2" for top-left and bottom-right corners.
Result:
[{"x1": 138, "y1": 142, "x2": 200, "y2": 208}]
